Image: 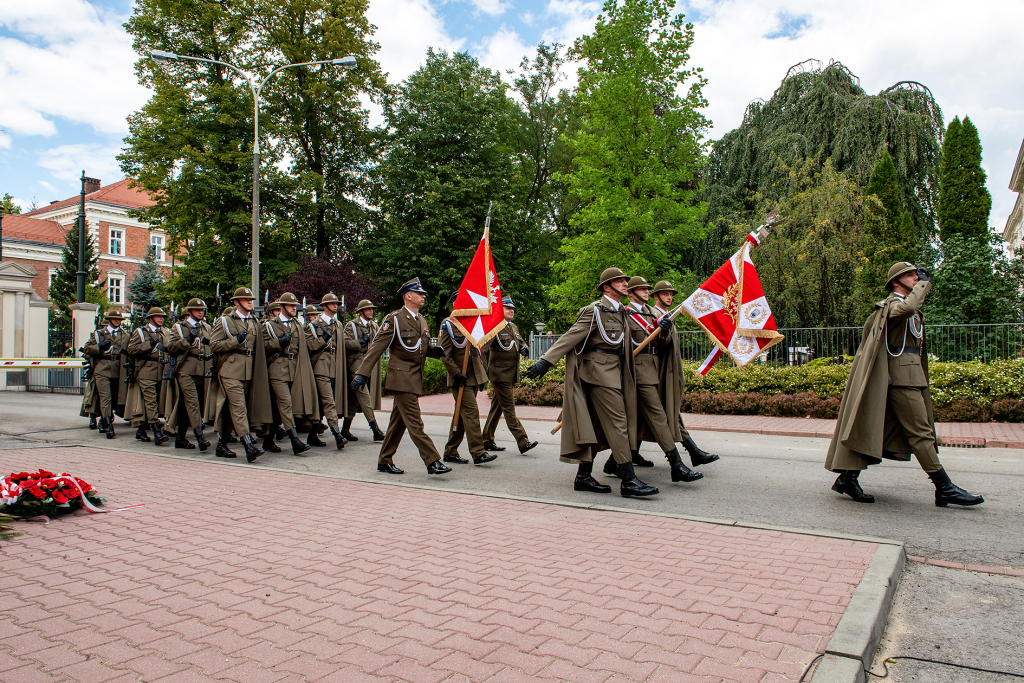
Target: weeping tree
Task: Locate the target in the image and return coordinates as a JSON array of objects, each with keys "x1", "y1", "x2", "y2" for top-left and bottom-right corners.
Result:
[{"x1": 695, "y1": 59, "x2": 944, "y2": 276}]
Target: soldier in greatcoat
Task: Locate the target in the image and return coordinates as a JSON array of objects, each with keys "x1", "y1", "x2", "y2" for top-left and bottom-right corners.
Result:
[
  {"x1": 307, "y1": 292, "x2": 349, "y2": 449},
  {"x1": 480, "y1": 297, "x2": 537, "y2": 454},
  {"x1": 82, "y1": 308, "x2": 128, "y2": 438},
  {"x1": 342, "y1": 300, "x2": 385, "y2": 442},
  {"x1": 165, "y1": 298, "x2": 214, "y2": 451},
  {"x1": 526, "y1": 267, "x2": 659, "y2": 498},
  {"x1": 125, "y1": 307, "x2": 173, "y2": 445},
  {"x1": 349, "y1": 278, "x2": 451, "y2": 475},
  {"x1": 826, "y1": 262, "x2": 984, "y2": 507},
  {"x1": 263, "y1": 292, "x2": 320, "y2": 454}
]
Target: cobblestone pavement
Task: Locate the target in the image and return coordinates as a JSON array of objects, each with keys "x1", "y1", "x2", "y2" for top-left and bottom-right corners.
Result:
[{"x1": 0, "y1": 446, "x2": 878, "y2": 683}]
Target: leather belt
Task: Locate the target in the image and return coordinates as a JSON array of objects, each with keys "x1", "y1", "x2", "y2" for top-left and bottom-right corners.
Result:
[
  {"x1": 273, "y1": 352, "x2": 297, "y2": 360},
  {"x1": 586, "y1": 348, "x2": 622, "y2": 356},
  {"x1": 234, "y1": 349, "x2": 254, "y2": 357},
  {"x1": 903, "y1": 346, "x2": 921, "y2": 355},
  {"x1": 189, "y1": 352, "x2": 214, "y2": 361}
]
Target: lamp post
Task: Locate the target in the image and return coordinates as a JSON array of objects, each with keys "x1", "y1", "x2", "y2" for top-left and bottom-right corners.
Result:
[
  {"x1": 77, "y1": 171, "x2": 87, "y2": 303},
  {"x1": 150, "y1": 50, "x2": 358, "y2": 296}
]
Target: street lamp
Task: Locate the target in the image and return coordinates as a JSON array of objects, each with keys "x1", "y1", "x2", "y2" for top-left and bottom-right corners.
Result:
[{"x1": 150, "y1": 49, "x2": 358, "y2": 297}]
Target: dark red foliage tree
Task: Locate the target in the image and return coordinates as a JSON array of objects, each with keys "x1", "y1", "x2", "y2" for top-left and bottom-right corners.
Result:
[{"x1": 266, "y1": 255, "x2": 382, "y2": 312}]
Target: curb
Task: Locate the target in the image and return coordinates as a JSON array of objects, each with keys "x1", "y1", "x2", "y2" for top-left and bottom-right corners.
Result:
[{"x1": 810, "y1": 544, "x2": 906, "y2": 683}]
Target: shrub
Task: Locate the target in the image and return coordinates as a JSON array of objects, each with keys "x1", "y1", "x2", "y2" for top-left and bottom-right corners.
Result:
[
  {"x1": 990, "y1": 398, "x2": 1024, "y2": 422},
  {"x1": 933, "y1": 399, "x2": 991, "y2": 423},
  {"x1": 511, "y1": 381, "x2": 564, "y2": 407},
  {"x1": 678, "y1": 391, "x2": 840, "y2": 419}
]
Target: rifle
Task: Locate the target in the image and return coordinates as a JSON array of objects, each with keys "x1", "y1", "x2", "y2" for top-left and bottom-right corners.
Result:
[
  {"x1": 160, "y1": 356, "x2": 177, "y2": 381},
  {"x1": 80, "y1": 347, "x2": 94, "y2": 382}
]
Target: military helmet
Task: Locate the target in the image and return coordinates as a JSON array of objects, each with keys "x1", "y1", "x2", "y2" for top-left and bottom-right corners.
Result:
[
  {"x1": 886, "y1": 262, "x2": 917, "y2": 291},
  {"x1": 651, "y1": 280, "x2": 677, "y2": 295},
  {"x1": 595, "y1": 267, "x2": 628, "y2": 291},
  {"x1": 626, "y1": 276, "x2": 650, "y2": 291},
  {"x1": 320, "y1": 292, "x2": 340, "y2": 305},
  {"x1": 105, "y1": 308, "x2": 125, "y2": 321},
  {"x1": 273, "y1": 292, "x2": 300, "y2": 306},
  {"x1": 185, "y1": 297, "x2": 207, "y2": 311},
  {"x1": 305, "y1": 304, "x2": 319, "y2": 316},
  {"x1": 146, "y1": 306, "x2": 167, "y2": 318},
  {"x1": 267, "y1": 301, "x2": 281, "y2": 313},
  {"x1": 231, "y1": 286, "x2": 255, "y2": 300},
  {"x1": 399, "y1": 278, "x2": 427, "y2": 295},
  {"x1": 354, "y1": 299, "x2": 376, "y2": 312},
  {"x1": 501, "y1": 296, "x2": 515, "y2": 309}
]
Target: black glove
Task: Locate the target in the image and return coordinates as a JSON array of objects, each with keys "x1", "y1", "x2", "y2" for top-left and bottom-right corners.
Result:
[
  {"x1": 916, "y1": 267, "x2": 931, "y2": 282},
  {"x1": 526, "y1": 359, "x2": 553, "y2": 380},
  {"x1": 200, "y1": 336, "x2": 210, "y2": 346},
  {"x1": 359, "y1": 333, "x2": 372, "y2": 346},
  {"x1": 320, "y1": 326, "x2": 333, "y2": 342},
  {"x1": 186, "y1": 327, "x2": 198, "y2": 344},
  {"x1": 155, "y1": 343, "x2": 168, "y2": 353},
  {"x1": 428, "y1": 346, "x2": 445, "y2": 360},
  {"x1": 98, "y1": 339, "x2": 112, "y2": 352},
  {"x1": 278, "y1": 332, "x2": 292, "y2": 347},
  {"x1": 518, "y1": 344, "x2": 530, "y2": 358},
  {"x1": 349, "y1": 374, "x2": 368, "y2": 392},
  {"x1": 236, "y1": 329, "x2": 247, "y2": 345},
  {"x1": 453, "y1": 373, "x2": 468, "y2": 388},
  {"x1": 658, "y1": 317, "x2": 674, "y2": 334}
]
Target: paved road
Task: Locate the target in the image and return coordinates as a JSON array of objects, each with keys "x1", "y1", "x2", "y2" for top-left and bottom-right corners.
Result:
[{"x1": 1, "y1": 391, "x2": 1021, "y2": 567}]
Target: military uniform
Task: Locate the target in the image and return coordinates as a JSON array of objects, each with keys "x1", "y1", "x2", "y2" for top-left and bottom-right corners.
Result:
[
  {"x1": 352, "y1": 278, "x2": 449, "y2": 475},
  {"x1": 263, "y1": 292, "x2": 319, "y2": 454},
  {"x1": 125, "y1": 308, "x2": 173, "y2": 445},
  {"x1": 343, "y1": 300, "x2": 384, "y2": 441},
  {"x1": 439, "y1": 313, "x2": 496, "y2": 465},
  {"x1": 308, "y1": 293, "x2": 350, "y2": 449},
  {"x1": 481, "y1": 298, "x2": 535, "y2": 453},
  {"x1": 82, "y1": 310, "x2": 127, "y2": 438},
  {"x1": 165, "y1": 299, "x2": 214, "y2": 451}
]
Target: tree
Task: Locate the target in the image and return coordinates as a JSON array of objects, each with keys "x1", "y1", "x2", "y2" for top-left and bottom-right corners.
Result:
[
  {"x1": 938, "y1": 116, "x2": 991, "y2": 241},
  {"x1": 266, "y1": 255, "x2": 380, "y2": 309},
  {"x1": 48, "y1": 225, "x2": 102, "y2": 314},
  {"x1": 860, "y1": 151, "x2": 917, "y2": 308},
  {"x1": 128, "y1": 245, "x2": 164, "y2": 316},
  {"x1": 1, "y1": 193, "x2": 21, "y2": 214},
  {"x1": 927, "y1": 234, "x2": 1024, "y2": 326},
  {"x1": 359, "y1": 50, "x2": 519, "y2": 324},
  {"x1": 550, "y1": 0, "x2": 708, "y2": 325}
]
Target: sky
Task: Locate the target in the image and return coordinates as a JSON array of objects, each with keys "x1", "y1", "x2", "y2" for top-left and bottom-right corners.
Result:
[{"x1": 1, "y1": 0, "x2": 1022, "y2": 232}]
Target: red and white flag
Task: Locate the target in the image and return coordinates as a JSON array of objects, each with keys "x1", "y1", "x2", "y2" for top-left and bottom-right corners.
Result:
[
  {"x1": 449, "y1": 225, "x2": 506, "y2": 347},
  {"x1": 682, "y1": 231, "x2": 784, "y2": 374}
]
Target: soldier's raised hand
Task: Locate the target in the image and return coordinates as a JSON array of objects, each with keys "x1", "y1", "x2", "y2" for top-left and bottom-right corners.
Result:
[
  {"x1": 916, "y1": 267, "x2": 932, "y2": 282},
  {"x1": 657, "y1": 317, "x2": 673, "y2": 335}
]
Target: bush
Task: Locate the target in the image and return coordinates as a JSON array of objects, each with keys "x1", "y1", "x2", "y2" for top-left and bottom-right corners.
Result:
[
  {"x1": 933, "y1": 399, "x2": 991, "y2": 423},
  {"x1": 679, "y1": 391, "x2": 841, "y2": 419},
  {"x1": 990, "y1": 398, "x2": 1024, "y2": 422},
  {"x1": 511, "y1": 381, "x2": 563, "y2": 406}
]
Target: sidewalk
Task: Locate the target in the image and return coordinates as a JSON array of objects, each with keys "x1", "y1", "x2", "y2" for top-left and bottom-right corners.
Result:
[
  {"x1": 389, "y1": 394, "x2": 1024, "y2": 449},
  {"x1": 0, "y1": 446, "x2": 879, "y2": 683}
]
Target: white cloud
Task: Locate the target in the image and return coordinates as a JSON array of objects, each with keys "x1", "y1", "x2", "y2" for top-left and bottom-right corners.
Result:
[
  {"x1": 0, "y1": 131, "x2": 11, "y2": 149},
  {"x1": 476, "y1": 27, "x2": 532, "y2": 74},
  {"x1": 367, "y1": 0, "x2": 464, "y2": 82},
  {"x1": 541, "y1": 0, "x2": 600, "y2": 46},
  {"x1": 38, "y1": 180, "x2": 57, "y2": 193},
  {"x1": 36, "y1": 143, "x2": 124, "y2": 185},
  {"x1": 0, "y1": 0, "x2": 150, "y2": 138},
  {"x1": 467, "y1": 0, "x2": 511, "y2": 16}
]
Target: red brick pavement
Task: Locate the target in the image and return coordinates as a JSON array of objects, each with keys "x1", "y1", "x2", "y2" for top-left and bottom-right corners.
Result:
[
  {"x1": 395, "y1": 394, "x2": 1024, "y2": 447},
  {"x1": 0, "y1": 447, "x2": 878, "y2": 683}
]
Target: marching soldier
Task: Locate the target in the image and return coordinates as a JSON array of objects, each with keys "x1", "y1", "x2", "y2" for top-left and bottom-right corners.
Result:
[
  {"x1": 307, "y1": 293, "x2": 349, "y2": 449},
  {"x1": 82, "y1": 308, "x2": 127, "y2": 438},
  {"x1": 481, "y1": 297, "x2": 537, "y2": 454},
  {"x1": 649, "y1": 280, "x2": 720, "y2": 467},
  {"x1": 263, "y1": 292, "x2": 320, "y2": 455},
  {"x1": 826, "y1": 263, "x2": 983, "y2": 507},
  {"x1": 304, "y1": 304, "x2": 320, "y2": 324},
  {"x1": 602, "y1": 277, "x2": 702, "y2": 483},
  {"x1": 526, "y1": 268, "x2": 660, "y2": 498},
  {"x1": 165, "y1": 298, "x2": 214, "y2": 451},
  {"x1": 208, "y1": 287, "x2": 272, "y2": 461},
  {"x1": 343, "y1": 300, "x2": 385, "y2": 441},
  {"x1": 438, "y1": 294, "x2": 497, "y2": 466},
  {"x1": 349, "y1": 277, "x2": 451, "y2": 475},
  {"x1": 125, "y1": 307, "x2": 173, "y2": 445}
]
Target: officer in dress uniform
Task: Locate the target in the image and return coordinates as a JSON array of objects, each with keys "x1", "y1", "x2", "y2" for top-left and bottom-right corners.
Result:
[
  {"x1": 343, "y1": 300, "x2": 385, "y2": 442},
  {"x1": 307, "y1": 292, "x2": 349, "y2": 449},
  {"x1": 527, "y1": 268, "x2": 660, "y2": 498},
  {"x1": 83, "y1": 308, "x2": 127, "y2": 439},
  {"x1": 126, "y1": 307, "x2": 173, "y2": 445},
  {"x1": 649, "y1": 280, "x2": 720, "y2": 467},
  {"x1": 481, "y1": 297, "x2": 538, "y2": 454},
  {"x1": 350, "y1": 278, "x2": 451, "y2": 475},
  {"x1": 602, "y1": 276, "x2": 703, "y2": 483},
  {"x1": 826, "y1": 263, "x2": 984, "y2": 507},
  {"x1": 438, "y1": 293, "x2": 498, "y2": 466},
  {"x1": 165, "y1": 298, "x2": 214, "y2": 451},
  {"x1": 263, "y1": 292, "x2": 319, "y2": 455}
]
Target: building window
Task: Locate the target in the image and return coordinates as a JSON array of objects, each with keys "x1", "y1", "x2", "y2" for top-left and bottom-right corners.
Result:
[
  {"x1": 108, "y1": 277, "x2": 122, "y2": 304},
  {"x1": 110, "y1": 229, "x2": 123, "y2": 255},
  {"x1": 151, "y1": 234, "x2": 164, "y2": 261}
]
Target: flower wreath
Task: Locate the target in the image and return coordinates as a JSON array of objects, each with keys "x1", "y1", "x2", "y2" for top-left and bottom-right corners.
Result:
[{"x1": 1, "y1": 470, "x2": 105, "y2": 519}]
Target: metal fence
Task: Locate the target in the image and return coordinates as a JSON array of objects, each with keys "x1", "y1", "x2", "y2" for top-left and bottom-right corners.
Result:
[
  {"x1": 26, "y1": 367, "x2": 86, "y2": 394},
  {"x1": 528, "y1": 323, "x2": 1024, "y2": 365}
]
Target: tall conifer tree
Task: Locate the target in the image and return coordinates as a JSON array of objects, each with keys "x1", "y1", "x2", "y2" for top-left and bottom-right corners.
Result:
[{"x1": 938, "y1": 116, "x2": 992, "y2": 241}]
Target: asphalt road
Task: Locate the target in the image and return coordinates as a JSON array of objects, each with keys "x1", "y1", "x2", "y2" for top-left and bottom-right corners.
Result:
[{"x1": 1, "y1": 390, "x2": 1021, "y2": 568}]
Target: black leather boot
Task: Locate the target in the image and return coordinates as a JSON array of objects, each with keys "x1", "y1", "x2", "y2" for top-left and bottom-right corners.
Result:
[
  {"x1": 216, "y1": 439, "x2": 237, "y2": 459},
  {"x1": 682, "y1": 437, "x2": 719, "y2": 466},
  {"x1": 603, "y1": 455, "x2": 619, "y2": 477},
  {"x1": 289, "y1": 428, "x2": 312, "y2": 455},
  {"x1": 274, "y1": 426, "x2": 286, "y2": 441},
  {"x1": 618, "y1": 461, "x2": 659, "y2": 498},
  {"x1": 574, "y1": 461, "x2": 611, "y2": 493},
  {"x1": 174, "y1": 423, "x2": 195, "y2": 450},
  {"x1": 136, "y1": 424, "x2": 151, "y2": 442},
  {"x1": 193, "y1": 426, "x2": 211, "y2": 452},
  {"x1": 341, "y1": 417, "x2": 357, "y2": 441},
  {"x1": 369, "y1": 420, "x2": 385, "y2": 442},
  {"x1": 928, "y1": 469, "x2": 984, "y2": 507},
  {"x1": 241, "y1": 434, "x2": 263, "y2": 462},
  {"x1": 665, "y1": 448, "x2": 703, "y2": 482},
  {"x1": 306, "y1": 427, "x2": 326, "y2": 448},
  {"x1": 632, "y1": 450, "x2": 654, "y2": 467},
  {"x1": 832, "y1": 470, "x2": 874, "y2": 503},
  {"x1": 97, "y1": 416, "x2": 107, "y2": 434},
  {"x1": 89, "y1": 416, "x2": 98, "y2": 430},
  {"x1": 329, "y1": 424, "x2": 347, "y2": 449},
  {"x1": 482, "y1": 441, "x2": 506, "y2": 452},
  {"x1": 105, "y1": 416, "x2": 116, "y2": 439},
  {"x1": 153, "y1": 422, "x2": 170, "y2": 446},
  {"x1": 227, "y1": 433, "x2": 239, "y2": 443},
  {"x1": 262, "y1": 434, "x2": 282, "y2": 453}
]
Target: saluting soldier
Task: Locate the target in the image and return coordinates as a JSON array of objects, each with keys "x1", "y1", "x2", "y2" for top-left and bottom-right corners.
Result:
[
  {"x1": 82, "y1": 308, "x2": 127, "y2": 439},
  {"x1": 481, "y1": 297, "x2": 537, "y2": 454},
  {"x1": 603, "y1": 276, "x2": 702, "y2": 483},
  {"x1": 307, "y1": 292, "x2": 349, "y2": 449},
  {"x1": 343, "y1": 300, "x2": 385, "y2": 442},
  {"x1": 349, "y1": 277, "x2": 451, "y2": 475},
  {"x1": 438, "y1": 293, "x2": 497, "y2": 466},
  {"x1": 826, "y1": 263, "x2": 984, "y2": 507},
  {"x1": 126, "y1": 307, "x2": 173, "y2": 445},
  {"x1": 165, "y1": 298, "x2": 214, "y2": 451},
  {"x1": 263, "y1": 292, "x2": 320, "y2": 455},
  {"x1": 648, "y1": 280, "x2": 720, "y2": 467},
  {"x1": 207, "y1": 287, "x2": 273, "y2": 462},
  {"x1": 526, "y1": 268, "x2": 659, "y2": 498}
]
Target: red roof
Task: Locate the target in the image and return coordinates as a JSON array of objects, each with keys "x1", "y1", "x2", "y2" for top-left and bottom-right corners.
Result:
[
  {"x1": 23, "y1": 178, "x2": 156, "y2": 217},
  {"x1": 1, "y1": 214, "x2": 66, "y2": 245}
]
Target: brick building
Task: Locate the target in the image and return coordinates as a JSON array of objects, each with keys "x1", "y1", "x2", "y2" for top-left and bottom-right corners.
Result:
[
  {"x1": 2, "y1": 178, "x2": 169, "y2": 306},
  {"x1": 1004, "y1": 137, "x2": 1024, "y2": 253}
]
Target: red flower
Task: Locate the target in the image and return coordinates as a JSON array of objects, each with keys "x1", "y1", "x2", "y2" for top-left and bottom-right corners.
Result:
[
  {"x1": 28, "y1": 485, "x2": 46, "y2": 499},
  {"x1": 53, "y1": 491, "x2": 68, "y2": 504},
  {"x1": 38, "y1": 470, "x2": 54, "y2": 478},
  {"x1": 74, "y1": 479, "x2": 92, "y2": 492}
]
